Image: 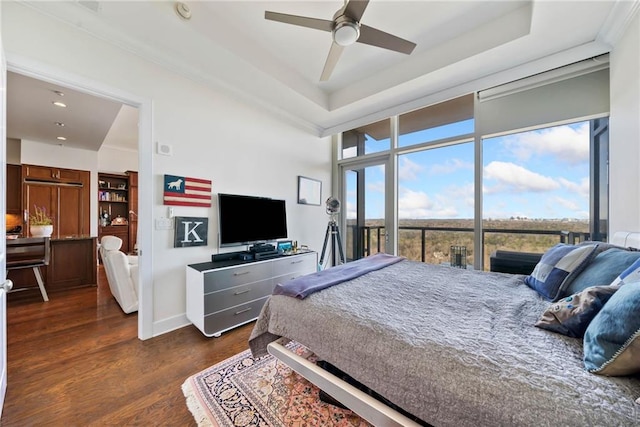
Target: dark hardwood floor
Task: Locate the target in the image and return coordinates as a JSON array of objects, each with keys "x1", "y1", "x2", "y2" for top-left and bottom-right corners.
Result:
[{"x1": 1, "y1": 266, "x2": 253, "y2": 426}]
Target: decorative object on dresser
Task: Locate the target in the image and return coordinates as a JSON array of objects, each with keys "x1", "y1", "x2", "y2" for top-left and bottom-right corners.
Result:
[{"x1": 186, "y1": 251, "x2": 317, "y2": 337}]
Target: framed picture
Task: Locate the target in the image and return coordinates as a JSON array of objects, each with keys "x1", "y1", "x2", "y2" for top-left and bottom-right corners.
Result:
[{"x1": 298, "y1": 176, "x2": 322, "y2": 206}]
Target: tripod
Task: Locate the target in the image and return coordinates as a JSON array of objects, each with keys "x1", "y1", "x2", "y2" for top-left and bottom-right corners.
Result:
[{"x1": 319, "y1": 216, "x2": 345, "y2": 268}]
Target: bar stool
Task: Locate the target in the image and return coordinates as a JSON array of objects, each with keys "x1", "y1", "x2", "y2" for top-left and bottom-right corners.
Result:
[{"x1": 6, "y1": 237, "x2": 51, "y2": 301}]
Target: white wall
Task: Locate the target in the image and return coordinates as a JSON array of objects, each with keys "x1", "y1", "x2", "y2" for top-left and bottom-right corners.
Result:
[
  {"x1": 6, "y1": 138, "x2": 19, "y2": 164},
  {"x1": 609, "y1": 10, "x2": 640, "y2": 235},
  {"x1": 97, "y1": 146, "x2": 138, "y2": 175},
  {"x1": 2, "y1": 3, "x2": 331, "y2": 336}
]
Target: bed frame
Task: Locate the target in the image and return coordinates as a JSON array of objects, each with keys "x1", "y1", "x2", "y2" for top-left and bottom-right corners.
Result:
[
  {"x1": 267, "y1": 231, "x2": 640, "y2": 426},
  {"x1": 267, "y1": 338, "x2": 422, "y2": 427}
]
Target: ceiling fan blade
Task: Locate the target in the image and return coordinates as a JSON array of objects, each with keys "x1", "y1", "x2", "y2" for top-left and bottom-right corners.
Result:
[
  {"x1": 320, "y1": 43, "x2": 345, "y2": 81},
  {"x1": 265, "y1": 11, "x2": 333, "y2": 32},
  {"x1": 358, "y1": 24, "x2": 416, "y2": 54},
  {"x1": 344, "y1": 0, "x2": 369, "y2": 22}
]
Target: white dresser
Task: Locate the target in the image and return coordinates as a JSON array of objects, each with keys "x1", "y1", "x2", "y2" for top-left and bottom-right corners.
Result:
[{"x1": 186, "y1": 251, "x2": 317, "y2": 337}]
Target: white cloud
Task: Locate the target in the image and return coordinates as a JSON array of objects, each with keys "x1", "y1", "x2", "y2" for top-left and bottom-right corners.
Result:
[
  {"x1": 484, "y1": 161, "x2": 560, "y2": 193},
  {"x1": 429, "y1": 158, "x2": 473, "y2": 175},
  {"x1": 558, "y1": 176, "x2": 589, "y2": 198},
  {"x1": 398, "y1": 157, "x2": 425, "y2": 181},
  {"x1": 550, "y1": 196, "x2": 580, "y2": 212},
  {"x1": 501, "y1": 122, "x2": 589, "y2": 165},
  {"x1": 398, "y1": 188, "x2": 458, "y2": 218},
  {"x1": 367, "y1": 180, "x2": 385, "y2": 193},
  {"x1": 545, "y1": 196, "x2": 588, "y2": 219}
]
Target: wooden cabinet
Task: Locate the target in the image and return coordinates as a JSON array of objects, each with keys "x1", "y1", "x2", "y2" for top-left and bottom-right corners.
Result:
[
  {"x1": 23, "y1": 164, "x2": 85, "y2": 184},
  {"x1": 186, "y1": 251, "x2": 317, "y2": 337},
  {"x1": 47, "y1": 237, "x2": 97, "y2": 290},
  {"x1": 126, "y1": 171, "x2": 138, "y2": 253},
  {"x1": 6, "y1": 164, "x2": 22, "y2": 214},
  {"x1": 22, "y1": 165, "x2": 90, "y2": 238}
]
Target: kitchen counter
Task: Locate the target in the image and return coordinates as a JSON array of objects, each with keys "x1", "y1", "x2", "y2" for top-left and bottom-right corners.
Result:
[{"x1": 7, "y1": 236, "x2": 97, "y2": 295}]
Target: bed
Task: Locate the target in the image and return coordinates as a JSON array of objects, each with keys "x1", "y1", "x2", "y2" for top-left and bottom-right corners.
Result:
[{"x1": 249, "y1": 237, "x2": 640, "y2": 426}]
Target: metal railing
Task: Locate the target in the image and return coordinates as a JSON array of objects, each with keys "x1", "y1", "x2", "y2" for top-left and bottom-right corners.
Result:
[{"x1": 347, "y1": 224, "x2": 592, "y2": 266}]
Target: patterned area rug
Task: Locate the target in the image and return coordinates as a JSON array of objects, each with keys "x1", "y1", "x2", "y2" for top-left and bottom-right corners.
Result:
[{"x1": 182, "y1": 343, "x2": 371, "y2": 426}]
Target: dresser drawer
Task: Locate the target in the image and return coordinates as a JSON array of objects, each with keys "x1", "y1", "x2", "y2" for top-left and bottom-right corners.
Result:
[
  {"x1": 204, "y1": 279, "x2": 273, "y2": 314},
  {"x1": 203, "y1": 296, "x2": 268, "y2": 336},
  {"x1": 272, "y1": 271, "x2": 309, "y2": 287},
  {"x1": 272, "y1": 253, "x2": 317, "y2": 275},
  {"x1": 203, "y1": 262, "x2": 272, "y2": 293}
]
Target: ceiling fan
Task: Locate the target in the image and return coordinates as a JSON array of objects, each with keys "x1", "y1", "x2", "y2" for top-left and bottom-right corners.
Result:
[{"x1": 265, "y1": 0, "x2": 417, "y2": 81}]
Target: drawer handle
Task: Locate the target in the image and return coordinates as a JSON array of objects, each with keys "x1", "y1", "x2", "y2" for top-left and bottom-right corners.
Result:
[
  {"x1": 234, "y1": 289, "x2": 250, "y2": 295},
  {"x1": 233, "y1": 271, "x2": 250, "y2": 276},
  {"x1": 234, "y1": 307, "x2": 252, "y2": 315},
  {"x1": 291, "y1": 260, "x2": 303, "y2": 264}
]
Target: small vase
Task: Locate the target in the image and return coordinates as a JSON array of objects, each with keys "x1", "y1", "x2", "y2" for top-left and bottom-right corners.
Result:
[{"x1": 30, "y1": 225, "x2": 53, "y2": 237}]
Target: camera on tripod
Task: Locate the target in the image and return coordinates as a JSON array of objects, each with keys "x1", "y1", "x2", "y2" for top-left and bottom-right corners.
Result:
[{"x1": 320, "y1": 197, "x2": 345, "y2": 268}]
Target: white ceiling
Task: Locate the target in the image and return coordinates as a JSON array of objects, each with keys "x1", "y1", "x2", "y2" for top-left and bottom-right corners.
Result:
[
  {"x1": 6, "y1": 0, "x2": 637, "y2": 149},
  {"x1": 6, "y1": 71, "x2": 139, "y2": 151}
]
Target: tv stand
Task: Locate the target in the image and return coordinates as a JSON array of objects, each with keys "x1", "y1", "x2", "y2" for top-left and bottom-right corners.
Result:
[{"x1": 186, "y1": 250, "x2": 317, "y2": 337}]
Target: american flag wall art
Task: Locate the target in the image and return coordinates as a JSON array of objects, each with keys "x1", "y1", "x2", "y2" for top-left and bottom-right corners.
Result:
[{"x1": 163, "y1": 174, "x2": 212, "y2": 207}]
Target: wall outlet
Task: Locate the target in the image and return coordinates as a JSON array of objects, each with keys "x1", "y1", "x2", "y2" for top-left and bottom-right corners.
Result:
[{"x1": 155, "y1": 217, "x2": 173, "y2": 230}]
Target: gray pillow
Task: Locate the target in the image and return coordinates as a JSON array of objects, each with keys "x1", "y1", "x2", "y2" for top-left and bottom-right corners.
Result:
[{"x1": 535, "y1": 285, "x2": 618, "y2": 338}]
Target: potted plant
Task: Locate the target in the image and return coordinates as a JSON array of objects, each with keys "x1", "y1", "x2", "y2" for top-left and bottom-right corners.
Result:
[{"x1": 29, "y1": 205, "x2": 54, "y2": 237}]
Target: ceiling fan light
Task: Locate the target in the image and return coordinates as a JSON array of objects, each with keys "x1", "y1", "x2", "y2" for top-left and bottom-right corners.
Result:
[{"x1": 333, "y1": 21, "x2": 359, "y2": 46}]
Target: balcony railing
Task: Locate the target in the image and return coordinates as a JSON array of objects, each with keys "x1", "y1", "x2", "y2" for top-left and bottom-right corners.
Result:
[{"x1": 346, "y1": 224, "x2": 592, "y2": 267}]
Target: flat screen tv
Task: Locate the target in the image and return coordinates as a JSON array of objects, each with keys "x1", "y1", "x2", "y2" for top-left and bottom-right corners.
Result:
[{"x1": 218, "y1": 193, "x2": 288, "y2": 247}]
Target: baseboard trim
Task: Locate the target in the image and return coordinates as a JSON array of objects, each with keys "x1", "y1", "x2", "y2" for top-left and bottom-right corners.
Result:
[{"x1": 152, "y1": 313, "x2": 190, "y2": 338}]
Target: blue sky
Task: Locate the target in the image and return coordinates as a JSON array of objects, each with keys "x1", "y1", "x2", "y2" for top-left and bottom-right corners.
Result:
[{"x1": 346, "y1": 121, "x2": 590, "y2": 221}]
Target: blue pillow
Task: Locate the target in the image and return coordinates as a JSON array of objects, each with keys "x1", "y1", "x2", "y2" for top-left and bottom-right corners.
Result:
[
  {"x1": 564, "y1": 248, "x2": 640, "y2": 296},
  {"x1": 583, "y1": 281, "x2": 640, "y2": 376},
  {"x1": 524, "y1": 243, "x2": 598, "y2": 301},
  {"x1": 610, "y1": 257, "x2": 640, "y2": 286}
]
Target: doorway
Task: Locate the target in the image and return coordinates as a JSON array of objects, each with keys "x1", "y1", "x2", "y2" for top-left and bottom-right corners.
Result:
[{"x1": 4, "y1": 60, "x2": 152, "y2": 340}]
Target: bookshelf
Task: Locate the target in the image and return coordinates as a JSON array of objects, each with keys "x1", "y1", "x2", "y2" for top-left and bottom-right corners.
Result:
[{"x1": 98, "y1": 173, "x2": 130, "y2": 254}]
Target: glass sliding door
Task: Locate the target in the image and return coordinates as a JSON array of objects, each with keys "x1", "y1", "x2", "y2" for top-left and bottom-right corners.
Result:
[{"x1": 340, "y1": 162, "x2": 387, "y2": 264}]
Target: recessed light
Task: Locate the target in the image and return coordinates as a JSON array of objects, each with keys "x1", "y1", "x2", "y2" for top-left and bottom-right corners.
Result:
[
  {"x1": 54, "y1": 121, "x2": 65, "y2": 127},
  {"x1": 53, "y1": 90, "x2": 65, "y2": 97},
  {"x1": 52, "y1": 101, "x2": 67, "y2": 108},
  {"x1": 56, "y1": 136, "x2": 67, "y2": 141}
]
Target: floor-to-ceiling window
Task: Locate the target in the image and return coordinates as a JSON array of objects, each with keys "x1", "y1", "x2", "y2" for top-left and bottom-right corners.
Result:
[
  {"x1": 337, "y1": 59, "x2": 610, "y2": 269},
  {"x1": 482, "y1": 121, "x2": 591, "y2": 268}
]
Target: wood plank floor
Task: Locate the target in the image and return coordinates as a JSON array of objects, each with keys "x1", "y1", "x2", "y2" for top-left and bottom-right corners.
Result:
[{"x1": 1, "y1": 266, "x2": 253, "y2": 426}]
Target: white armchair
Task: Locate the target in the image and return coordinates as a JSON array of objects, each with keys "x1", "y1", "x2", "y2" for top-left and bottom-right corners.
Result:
[{"x1": 99, "y1": 235, "x2": 138, "y2": 314}]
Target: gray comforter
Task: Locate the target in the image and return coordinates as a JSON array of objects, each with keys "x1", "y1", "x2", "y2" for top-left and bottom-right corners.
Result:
[{"x1": 249, "y1": 259, "x2": 640, "y2": 426}]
